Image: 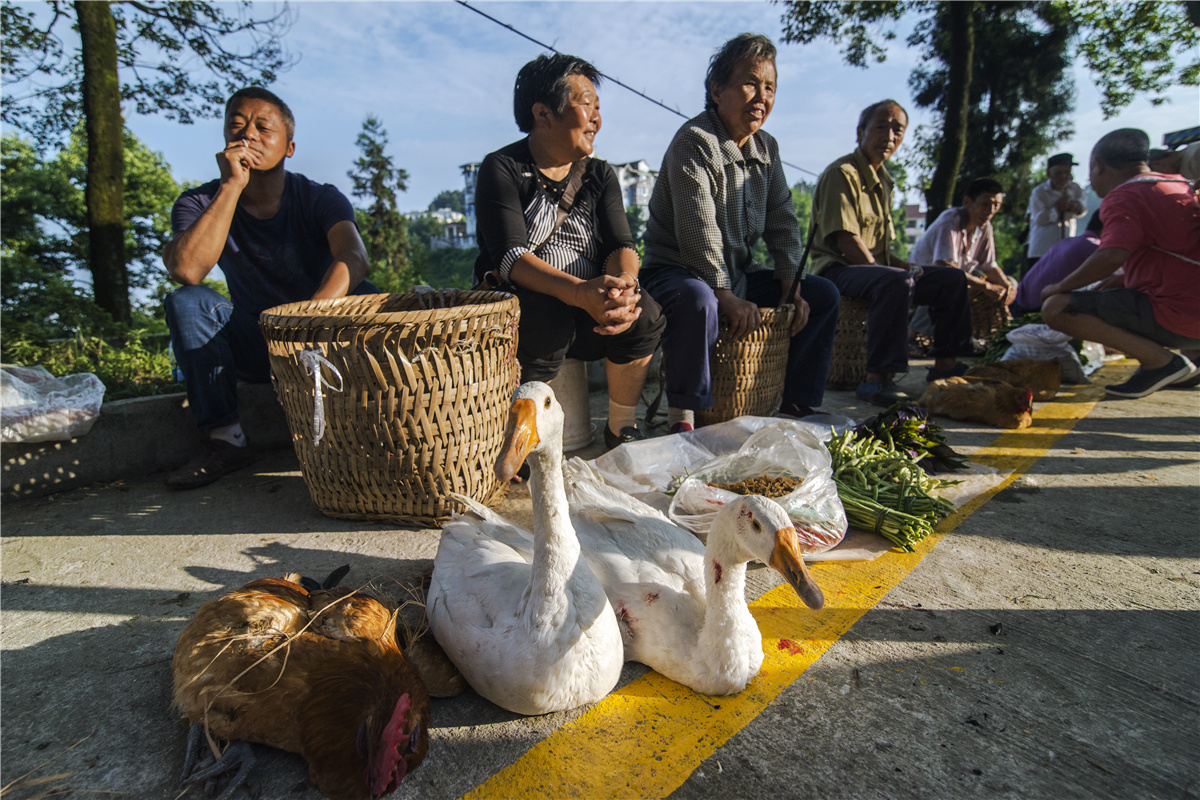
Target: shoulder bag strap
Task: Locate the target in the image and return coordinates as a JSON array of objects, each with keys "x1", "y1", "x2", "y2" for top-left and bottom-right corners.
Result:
[
  {"x1": 473, "y1": 159, "x2": 589, "y2": 290},
  {"x1": 532, "y1": 159, "x2": 587, "y2": 252}
]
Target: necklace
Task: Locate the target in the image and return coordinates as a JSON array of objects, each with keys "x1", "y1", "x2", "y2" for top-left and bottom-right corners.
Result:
[{"x1": 535, "y1": 168, "x2": 569, "y2": 200}]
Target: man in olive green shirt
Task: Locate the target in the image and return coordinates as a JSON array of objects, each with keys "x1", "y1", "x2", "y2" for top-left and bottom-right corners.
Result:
[{"x1": 811, "y1": 99, "x2": 973, "y2": 406}]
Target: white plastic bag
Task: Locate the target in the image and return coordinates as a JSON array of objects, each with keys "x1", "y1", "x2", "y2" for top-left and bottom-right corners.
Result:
[
  {"x1": 667, "y1": 422, "x2": 847, "y2": 557},
  {"x1": 1002, "y1": 323, "x2": 1090, "y2": 384},
  {"x1": 1, "y1": 365, "x2": 106, "y2": 443}
]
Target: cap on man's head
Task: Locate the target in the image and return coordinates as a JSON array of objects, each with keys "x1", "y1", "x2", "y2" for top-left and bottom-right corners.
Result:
[{"x1": 1047, "y1": 153, "x2": 1077, "y2": 169}]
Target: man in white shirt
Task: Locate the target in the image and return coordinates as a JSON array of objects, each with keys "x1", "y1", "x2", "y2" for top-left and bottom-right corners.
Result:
[
  {"x1": 911, "y1": 177, "x2": 1015, "y2": 302},
  {"x1": 1026, "y1": 152, "x2": 1087, "y2": 266},
  {"x1": 909, "y1": 177, "x2": 1015, "y2": 341}
]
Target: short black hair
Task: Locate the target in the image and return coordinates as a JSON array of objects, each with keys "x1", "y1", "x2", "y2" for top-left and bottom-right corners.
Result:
[
  {"x1": 705, "y1": 33, "x2": 777, "y2": 112},
  {"x1": 1093, "y1": 128, "x2": 1150, "y2": 169},
  {"x1": 857, "y1": 99, "x2": 909, "y2": 133},
  {"x1": 225, "y1": 86, "x2": 295, "y2": 140},
  {"x1": 964, "y1": 177, "x2": 1005, "y2": 199},
  {"x1": 513, "y1": 54, "x2": 601, "y2": 133}
]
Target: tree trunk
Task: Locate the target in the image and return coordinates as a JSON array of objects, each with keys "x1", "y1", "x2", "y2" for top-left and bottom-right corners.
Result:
[
  {"x1": 76, "y1": 1, "x2": 129, "y2": 324},
  {"x1": 924, "y1": 2, "x2": 975, "y2": 223}
]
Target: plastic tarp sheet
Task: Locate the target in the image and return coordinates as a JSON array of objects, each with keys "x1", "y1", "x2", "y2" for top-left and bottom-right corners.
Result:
[{"x1": 588, "y1": 415, "x2": 1009, "y2": 561}]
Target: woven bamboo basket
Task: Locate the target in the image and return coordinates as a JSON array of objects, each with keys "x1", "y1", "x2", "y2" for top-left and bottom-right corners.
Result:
[
  {"x1": 259, "y1": 290, "x2": 520, "y2": 526},
  {"x1": 696, "y1": 305, "x2": 794, "y2": 427},
  {"x1": 826, "y1": 297, "x2": 870, "y2": 390},
  {"x1": 969, "y1": 284, "x2": 1012, "y2": 346}
]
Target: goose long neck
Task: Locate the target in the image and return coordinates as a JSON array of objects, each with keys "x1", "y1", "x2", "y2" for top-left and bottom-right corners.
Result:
[
  {"x1": 526, "y1": 443, "x2": 580, "y2": 599},
  {"x1": 702, "y1": 535, "x2": 750, "y2": 630}
]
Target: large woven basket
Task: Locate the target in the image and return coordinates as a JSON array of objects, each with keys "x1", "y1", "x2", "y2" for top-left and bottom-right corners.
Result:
[
  {"x1": 696, "y1": 305, "x2": 794, "y2": 427},
  {"x1": 259, "y1": 291, "x2": 520, "y2": 526},
  {"x1": 969, "y1": 284, "x2": 1012, "y2": 346},
  {"x1": 826, "y1": 297, "x2": 870, "y2": 390}
]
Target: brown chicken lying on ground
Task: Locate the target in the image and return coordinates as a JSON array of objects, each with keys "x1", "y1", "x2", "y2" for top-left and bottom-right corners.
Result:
[
  {"x1": 965, "y1": 357, "x2": 1061, "y2": 402},
  {"x1": 171, "y1": 569, "x2": 431, "y2": 800},
  {"x1": 918, "y1": 377, "x2": 1034, "y2": 429}
]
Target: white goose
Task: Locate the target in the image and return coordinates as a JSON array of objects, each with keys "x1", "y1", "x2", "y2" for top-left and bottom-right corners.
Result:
[
  {"x1": 563, "y1": 458, "x2": 825, "y2": 696},
  {"x1": 426, "y1": 383, "x2": 623, "y2": 715}
]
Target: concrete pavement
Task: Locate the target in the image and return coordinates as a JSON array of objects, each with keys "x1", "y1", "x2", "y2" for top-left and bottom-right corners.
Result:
[{"x1": 1, "y1": 359, "x2": 1197, "y2": 800}]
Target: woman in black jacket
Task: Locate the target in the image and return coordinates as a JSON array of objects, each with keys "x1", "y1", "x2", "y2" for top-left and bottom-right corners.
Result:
[{"x1": 474, "y1": 53, "x2": 664, "y2": 448}]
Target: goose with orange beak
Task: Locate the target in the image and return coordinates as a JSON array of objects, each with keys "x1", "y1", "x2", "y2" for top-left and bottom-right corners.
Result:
[
  {"x1": 427, "y1": 383, "x2": 623, "y2": 715},
  {"x1": 565, "y1": 458, "x2": 825, "y2": 696}
]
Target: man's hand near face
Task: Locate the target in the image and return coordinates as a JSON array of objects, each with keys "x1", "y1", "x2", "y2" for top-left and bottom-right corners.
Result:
[{"x1": 218, "y1": 139, "x2": 262, "y2": 191}]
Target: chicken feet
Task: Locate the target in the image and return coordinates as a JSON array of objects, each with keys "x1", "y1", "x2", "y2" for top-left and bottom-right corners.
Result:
[{"x1": 179, "y1": 723, "x2": 256, "y2": 800}]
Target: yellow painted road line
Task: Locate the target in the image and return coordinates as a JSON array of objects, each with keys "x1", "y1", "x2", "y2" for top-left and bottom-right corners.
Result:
[{"x1": 462, "y1": 364, "x2": 1129, "y2": 800}]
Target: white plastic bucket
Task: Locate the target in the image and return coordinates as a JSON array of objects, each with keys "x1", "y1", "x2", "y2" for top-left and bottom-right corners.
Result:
[{"x1": 547, "y1": 358, "x2": 595, "y2": 451}]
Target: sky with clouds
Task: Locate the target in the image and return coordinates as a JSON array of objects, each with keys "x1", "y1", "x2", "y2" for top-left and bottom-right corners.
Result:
[{"x1": 113, "y1": 1, "x2": 1199, "y2": 211}]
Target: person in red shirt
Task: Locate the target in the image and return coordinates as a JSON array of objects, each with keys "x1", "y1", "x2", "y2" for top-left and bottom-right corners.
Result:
[{"x1": 1041, "y1": 128, "x2": 1200, "y2": 398}]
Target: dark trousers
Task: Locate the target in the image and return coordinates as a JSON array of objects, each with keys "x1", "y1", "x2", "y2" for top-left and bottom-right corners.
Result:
[
  {"x1": 165, "y1": 281, "x2": 379, "y2": 432},
  {"x1": 820, "y1": 264, "x2": 972, "y2": 375},
  {"x1": 512, "y1": 284, "x2": 665, "y2": 383},
  {"x1": 640, "y1": 266, "x2": 840, "y2": 411}
]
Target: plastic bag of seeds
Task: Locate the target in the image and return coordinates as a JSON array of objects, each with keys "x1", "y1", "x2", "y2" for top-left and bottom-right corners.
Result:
[{"x1": 668, "y1": 421, "x2": 846, "y2": 556}]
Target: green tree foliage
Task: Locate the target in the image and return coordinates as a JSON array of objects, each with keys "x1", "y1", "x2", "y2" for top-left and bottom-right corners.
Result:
[
  {"x1": 905, "y1": 3, "x2": 1074, "y2": 265},
  {"x1": 625, "y1": 205, "x2": 647, "y2": 253},
  {"x1": 427, "y1": 189, "x2": 465, "y2": 213},
  {"x1": 2, "y1": 128, "x2": 180, "y2": 340},
  {"x1": 414, "y1": 246, "x2": 478, "y2": 290},
  {"x1": 1, "y1": 0, "x2": 293, "y2": 322},
  {"x1": 778, "y1": 0, "x2": 1199, "y2": 225},
  {"x1": 406, "y1": 213, "x2": 445, "y2": 246},
  {"x1": 1070, "y1": 0, "x2": 1200, "y2": 115},
  {"x1": 748, "y1": 181, "x2": 817, "y2": 271},
  {"x1": 348, "y1": 114, "x2": 416, "y2": 292},
  {"x1": 891, "y1": 206, "x2": 909, "y2": 260},
  {"x1": 401, "y1": 210, "x2": 478, "y2": 290},
  {"x1": 791, "y1": 183, "x2": 813, "y2": 238}
]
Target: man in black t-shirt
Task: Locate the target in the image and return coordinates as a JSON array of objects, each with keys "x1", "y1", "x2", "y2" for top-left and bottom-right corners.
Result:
[{"x1": 162, "y1": 87, "x2": 374, "y2": 489}]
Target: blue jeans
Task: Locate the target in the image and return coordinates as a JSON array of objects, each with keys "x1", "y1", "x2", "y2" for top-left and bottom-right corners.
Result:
[
  {"x1": 165, "y1": 282, "x2": 379, "y2": 432},
  {"x1": 820, "y1": 263, "x2": 972, "y2": 374},
  {"x1": 640, "y1": 266, "x2": 840, "y2": 410}
]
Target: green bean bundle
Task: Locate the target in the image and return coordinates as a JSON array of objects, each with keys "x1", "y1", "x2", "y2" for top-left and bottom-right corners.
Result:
[{"x1": 825, "y1": 429, "x2": 957, "y2": 552}]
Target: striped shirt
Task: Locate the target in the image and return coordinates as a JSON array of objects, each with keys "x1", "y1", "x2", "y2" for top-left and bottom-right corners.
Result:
[
  {"x1": 643, "y1": 109, "x2": 804, "y2": 298},
  {"x1": 474, "y1": 138, "x2": 636, "y2": 284}
]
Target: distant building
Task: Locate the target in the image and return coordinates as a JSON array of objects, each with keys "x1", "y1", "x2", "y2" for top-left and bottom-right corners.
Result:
[
  {"x1": 461, "y1": 162, "x2": 480, "y2": 240},
  {"x1": 611, "y1": 160, "x2": 658, "y2": 218},
  {"x1": 405, "y1": 208, "x2": 465, "y2": 225},
  {"x1": 430, "y1": 219, "x2": 472, "y2": 251},
  {"x1": 903, "y1": 203, "x2": 926, "y2": 249}
]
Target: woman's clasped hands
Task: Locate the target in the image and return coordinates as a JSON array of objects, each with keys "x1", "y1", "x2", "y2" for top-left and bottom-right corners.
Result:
[{"x1": 576, "y1": 272, "x2": 642, "y2": 336}]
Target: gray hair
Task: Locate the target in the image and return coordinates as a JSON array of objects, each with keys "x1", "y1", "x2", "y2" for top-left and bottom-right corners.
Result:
[
  {"x1": 1093, "y1": 128, "x2": 1150, "y2": 169},
  {"x1": 705, "y1": 33, "x2": 777, "y2": 112}
]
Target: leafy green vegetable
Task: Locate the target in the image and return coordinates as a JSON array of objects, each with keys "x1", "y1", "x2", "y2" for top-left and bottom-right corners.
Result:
[
  {"x1": 826, "y1": 429, "x2": 958, "y2": 552},
  {"x1": 854, "y1": 402, "x2": 968, "y2": 473}
]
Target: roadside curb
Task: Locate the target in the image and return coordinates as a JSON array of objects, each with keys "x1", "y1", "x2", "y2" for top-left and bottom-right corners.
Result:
[{"x1": 1, "y1": 383, "x2": 292, "y2": 501}]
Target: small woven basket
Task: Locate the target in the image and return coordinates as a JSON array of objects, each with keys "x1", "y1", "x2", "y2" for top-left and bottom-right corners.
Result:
[
  {"x1": 826, "y1": 297, "x2": 870, "y2": 390},
  {"x1": 696, "y1": 305, "x2": 794, "y2": 427},
  {"x1": 969, "y1": 284, "x2": 1012, "y2": 346},
  {"x1": 259, "y1": 290, "x2": 520, "y2": 526}
]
